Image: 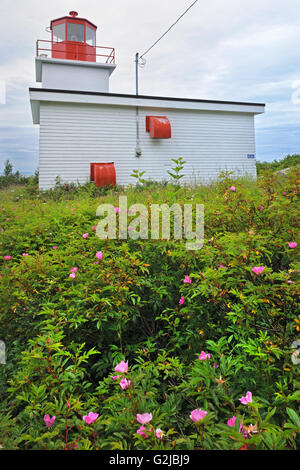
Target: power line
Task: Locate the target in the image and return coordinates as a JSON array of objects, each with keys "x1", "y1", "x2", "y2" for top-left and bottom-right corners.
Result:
[{"x1": 140, "y1": 0, "x2": 199, "y2": 60}]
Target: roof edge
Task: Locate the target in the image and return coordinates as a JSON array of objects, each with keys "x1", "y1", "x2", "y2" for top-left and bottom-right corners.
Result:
[{"x1": 28, "y1": 87, "x2": 265, "y2": 108}]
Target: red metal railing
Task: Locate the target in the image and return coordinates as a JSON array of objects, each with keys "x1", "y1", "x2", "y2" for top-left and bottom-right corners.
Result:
[{"x1": 36, "y1": 40, "x2": 115, "y2": 64}]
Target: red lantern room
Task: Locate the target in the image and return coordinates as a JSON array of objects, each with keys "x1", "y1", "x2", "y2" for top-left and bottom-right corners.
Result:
[{"x1": 50, "y1": 11, "x2": 97, "y2": 62}]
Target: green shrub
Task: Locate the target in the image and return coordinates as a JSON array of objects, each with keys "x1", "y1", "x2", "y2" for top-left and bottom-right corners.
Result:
[
  {"x1": 0, "y1": 168, "x2": 299, "y2": 450},
  {"x1": 256, "y1": 154, "x2": 300, "y2": 175}
]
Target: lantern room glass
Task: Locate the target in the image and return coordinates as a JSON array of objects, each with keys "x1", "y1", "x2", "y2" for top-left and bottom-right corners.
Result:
[
  {"x1": 67, "y1": 23, "x2": 84, "y2": 42},
  {"x1": 86, "y1": 26, "x2": 96, "y2": 46},
  {"x1": 52, "y1": 23, "x2": 65, "y2": 42}
]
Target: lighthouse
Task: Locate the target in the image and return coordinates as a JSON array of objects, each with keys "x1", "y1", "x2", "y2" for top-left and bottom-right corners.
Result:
[
  {"x1": 35, "y1": 11, "x2": 116, "y2": 93},
  {"x1": 29, "y1": 11, "x2": 265, "y2": 190}
]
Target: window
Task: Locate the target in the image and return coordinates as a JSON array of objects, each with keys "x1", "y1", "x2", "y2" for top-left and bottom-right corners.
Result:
[
  {"x1": 67, "y1": 23, "x2": 84, "y2": 42},
  {"x1": 86, "y1": 26, "x2": 96, "y2": 46},
  {"x1": 52, "y1": 23, "x2": 65, "y2": 42}
]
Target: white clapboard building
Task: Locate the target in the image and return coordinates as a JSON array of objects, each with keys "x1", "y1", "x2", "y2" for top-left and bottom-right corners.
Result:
[{"x1": 29, "y1": 11, "x2": 265, "y2": 190}]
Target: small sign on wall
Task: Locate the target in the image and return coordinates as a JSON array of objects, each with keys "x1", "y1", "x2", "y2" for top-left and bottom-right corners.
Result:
[{"x1": 247, "y1": 154, "x2": 256, "y2": 159}]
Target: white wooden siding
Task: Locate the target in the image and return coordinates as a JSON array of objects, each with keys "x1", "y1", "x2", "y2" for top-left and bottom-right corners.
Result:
[{"x1": 39, "y1": 102, "x2": 257, "y2": 189}]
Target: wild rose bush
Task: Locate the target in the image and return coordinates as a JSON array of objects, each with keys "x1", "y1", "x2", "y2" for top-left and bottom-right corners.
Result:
[{"x1": 0, "y1": 169, "x2": 299, "y2": 450}]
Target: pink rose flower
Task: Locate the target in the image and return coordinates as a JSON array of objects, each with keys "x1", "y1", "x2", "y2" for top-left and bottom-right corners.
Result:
[
  {"x1": 52, "y1": 246, "x2": 58, "y2": 250},
  {"x1": 190, "y1": 409, "x2": 208, "y2": 422},
  {"x1": 44, "y1": 414, "x2": 56, "y2": 428},
  {"x1": 227, "y1": 416, "x2": 236, "y2": 427},
  {"x1": 230, "y1": 186, "x2": 236, "y2": 192},
  {"x1": 137, "y1": 426, "x2": 151, "y2": 438},
  {"x1": 82, "y1": 233, "x2": 89, "y2": 239},
  {"x1": 114, "y1": 207, "x2": 121, "y2": 213},
  {"x1": 70, "y1": 267, "x2": 78, "y2": 273},
  {"x1": 83, "y1": 412, "x2": 98, "y2": 424},
  {"x1": 114, "y1": 360, "x2": 128, "y2": 373},
  {"x1": 258, "y1": 206, "x2": 264, "y2": 211},
  {"x1": 183, "y1": 276, "x2": 192, "y2": 284},
  {"x1": 69, "y1": 272, "x2": 76, "y2": 279},
  {"x1": 96, "y1": 251, "x2": 103, "y2": 260},
  {"x1": 288, "y1": 242, "x2": 297, "y2": 249},
  {"x1": 199, "y1": 351, "x2": 211, "y2": 361},
  {"x1": 239, "y1": 391, "x2": 252, "y2": 405},
  {"x1": 111, "y1": 375, "x2": 121, "y2": 380},
  {"x1": 120, "y1": 378, "x2": 131, "y2": 390},
  {"x1": 252, "y1": 266, "x2": 265, "y2": 275},
  {"x1": 22, "y1": 253, "x2": 29, "y2": 256},
  {"x1": 156, "y1": 428, "x2": 164, "y2": 439},
  {"x1": 4, "y1": 255, "x2": 11, "y2": 260},
  {"x1": 136, "y1": 413, "x2": 152, "y2": 425},
  {"x1": 179, "y1": 296, "x2": 185, "y2": 305}
]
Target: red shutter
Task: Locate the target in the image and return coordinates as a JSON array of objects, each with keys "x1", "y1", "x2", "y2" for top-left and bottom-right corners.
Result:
[{"x1": 146, "y1": 116, "x2": 171, "y2": 138}]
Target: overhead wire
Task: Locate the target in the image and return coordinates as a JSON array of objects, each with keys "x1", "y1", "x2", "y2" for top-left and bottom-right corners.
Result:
[{"x1": 139, "y1": 0, "x2": 199, "y2": 61}]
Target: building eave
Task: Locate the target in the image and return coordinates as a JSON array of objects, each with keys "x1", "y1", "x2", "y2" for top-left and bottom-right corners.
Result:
[
  {"x1": 35, "y1": 57, "x2": 116, "y2": 83},
  {"x1": 29, "y1": 87, "x2": 265, "y2": 124}
]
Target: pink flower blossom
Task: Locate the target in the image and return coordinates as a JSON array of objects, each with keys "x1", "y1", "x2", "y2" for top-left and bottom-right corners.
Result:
[
  {"x1": 69, "y1": 272, "x2": 76, "y2": 279},
  {"x1": 70, "y1": 267, "x2": 78, "y2": 273},
  {"x1": 183, "y1": 276, "x2": 192, "y2": 284},
  {"x1": 111, "y1": 375, "x2": 121, "y2": 380},
  {"x1": 156, "y1": 428, "x2": 164, "y2": 439},
  {"x1": 258, "y1": 206, "x2": 264, "y2": 211},
  {"x1": 52, "y1": 246, "x2": 58, "y2": 250},
  {"x1": 288, "y1": 242, "x2": 297, "y2": 249},
  {"x1": 227, "y1": 416, "x2": 236, "y2": 427},
  {"x1": 114, "y1": 360, "x2": 128, "y2": 373},
  {"x1": 44, "y1": 414, "x2": 56, "y2": 428},
  {"x1": 96, "y1": 251, "x2": 103, "y2": 260},
  {"x1": 199, "y1": 351, "x2": 211, "y2": 361},
  {"x1": 22, "y1": 253, "x2": 29, "y2": 256},
  {"x1": 230, "y1": 186, "x2": 236, "y2": 192},
  {"x1": 137, "y1": 426, "x2": 151, "y2": 438},
  {"x1": 218, "y1": 264, "x2": 226, "y2": 269},
  {"x1": 114, "y1": 207, "x2": 121, "y2": 213},
  {"x1": 4, "y1": 255, "x2": 11, "y2": 260},
  {"x1": 136, "y1": 413, "x2": 152, "y2": 425},
  {"x1": 179, "y1": 296, "x2": 185, "y2": 305},
  {"x1": 83, "y1": 412, "x2": 98, "y2": 424},
  {"x1": 120, "y1": 378, "x2": 132, "y2": 390},
  {"x1": 82, "y1": 233, "x2": 89, "y2": 239},
  {"x1": 190, "y1": 409, "x2": 208, "y2": 422},
  {"x1": 252, "y1": 266, "x2": 265, "y2": 275},
  {"x1": 239, "y1": 391, "x2": 252, "y2": 405}
]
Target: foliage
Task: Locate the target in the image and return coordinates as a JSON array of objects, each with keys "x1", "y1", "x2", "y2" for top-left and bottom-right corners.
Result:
[
  {"x1": 256, "y1": 154, "x2": 300, "y2": 175},
  {"x1": 0, "y1": 166, "x2": 299, "y2": 450},
  {"x1": 0, "y1": 160, "x2": 38, "y2": 190}
]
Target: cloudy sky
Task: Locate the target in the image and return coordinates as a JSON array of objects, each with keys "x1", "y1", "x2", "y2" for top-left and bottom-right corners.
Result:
[{"x1": 0, "y1": 0, "x2": 300, "y2": 174}]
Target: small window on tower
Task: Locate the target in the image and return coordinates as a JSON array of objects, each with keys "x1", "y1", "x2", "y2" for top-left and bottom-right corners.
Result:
[
  {"x1": 67, "y1": 23, "x2": 84, "y2": 42},
  {"x1": 53, "y1": 23, "x2": 65, "y2": 42},
  {"x1": 86, "y1": 26, "x2": 95, "y2": 46}
]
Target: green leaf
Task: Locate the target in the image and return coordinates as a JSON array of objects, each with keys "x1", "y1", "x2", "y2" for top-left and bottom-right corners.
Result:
[{"x1": 286, "y1": 408, "x2": 300, "y2": 429}]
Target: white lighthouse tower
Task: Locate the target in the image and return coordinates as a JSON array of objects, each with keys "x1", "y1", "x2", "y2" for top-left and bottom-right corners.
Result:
[{"x1": 35, "y1": 11, "x2": 116, "y2": 93}]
